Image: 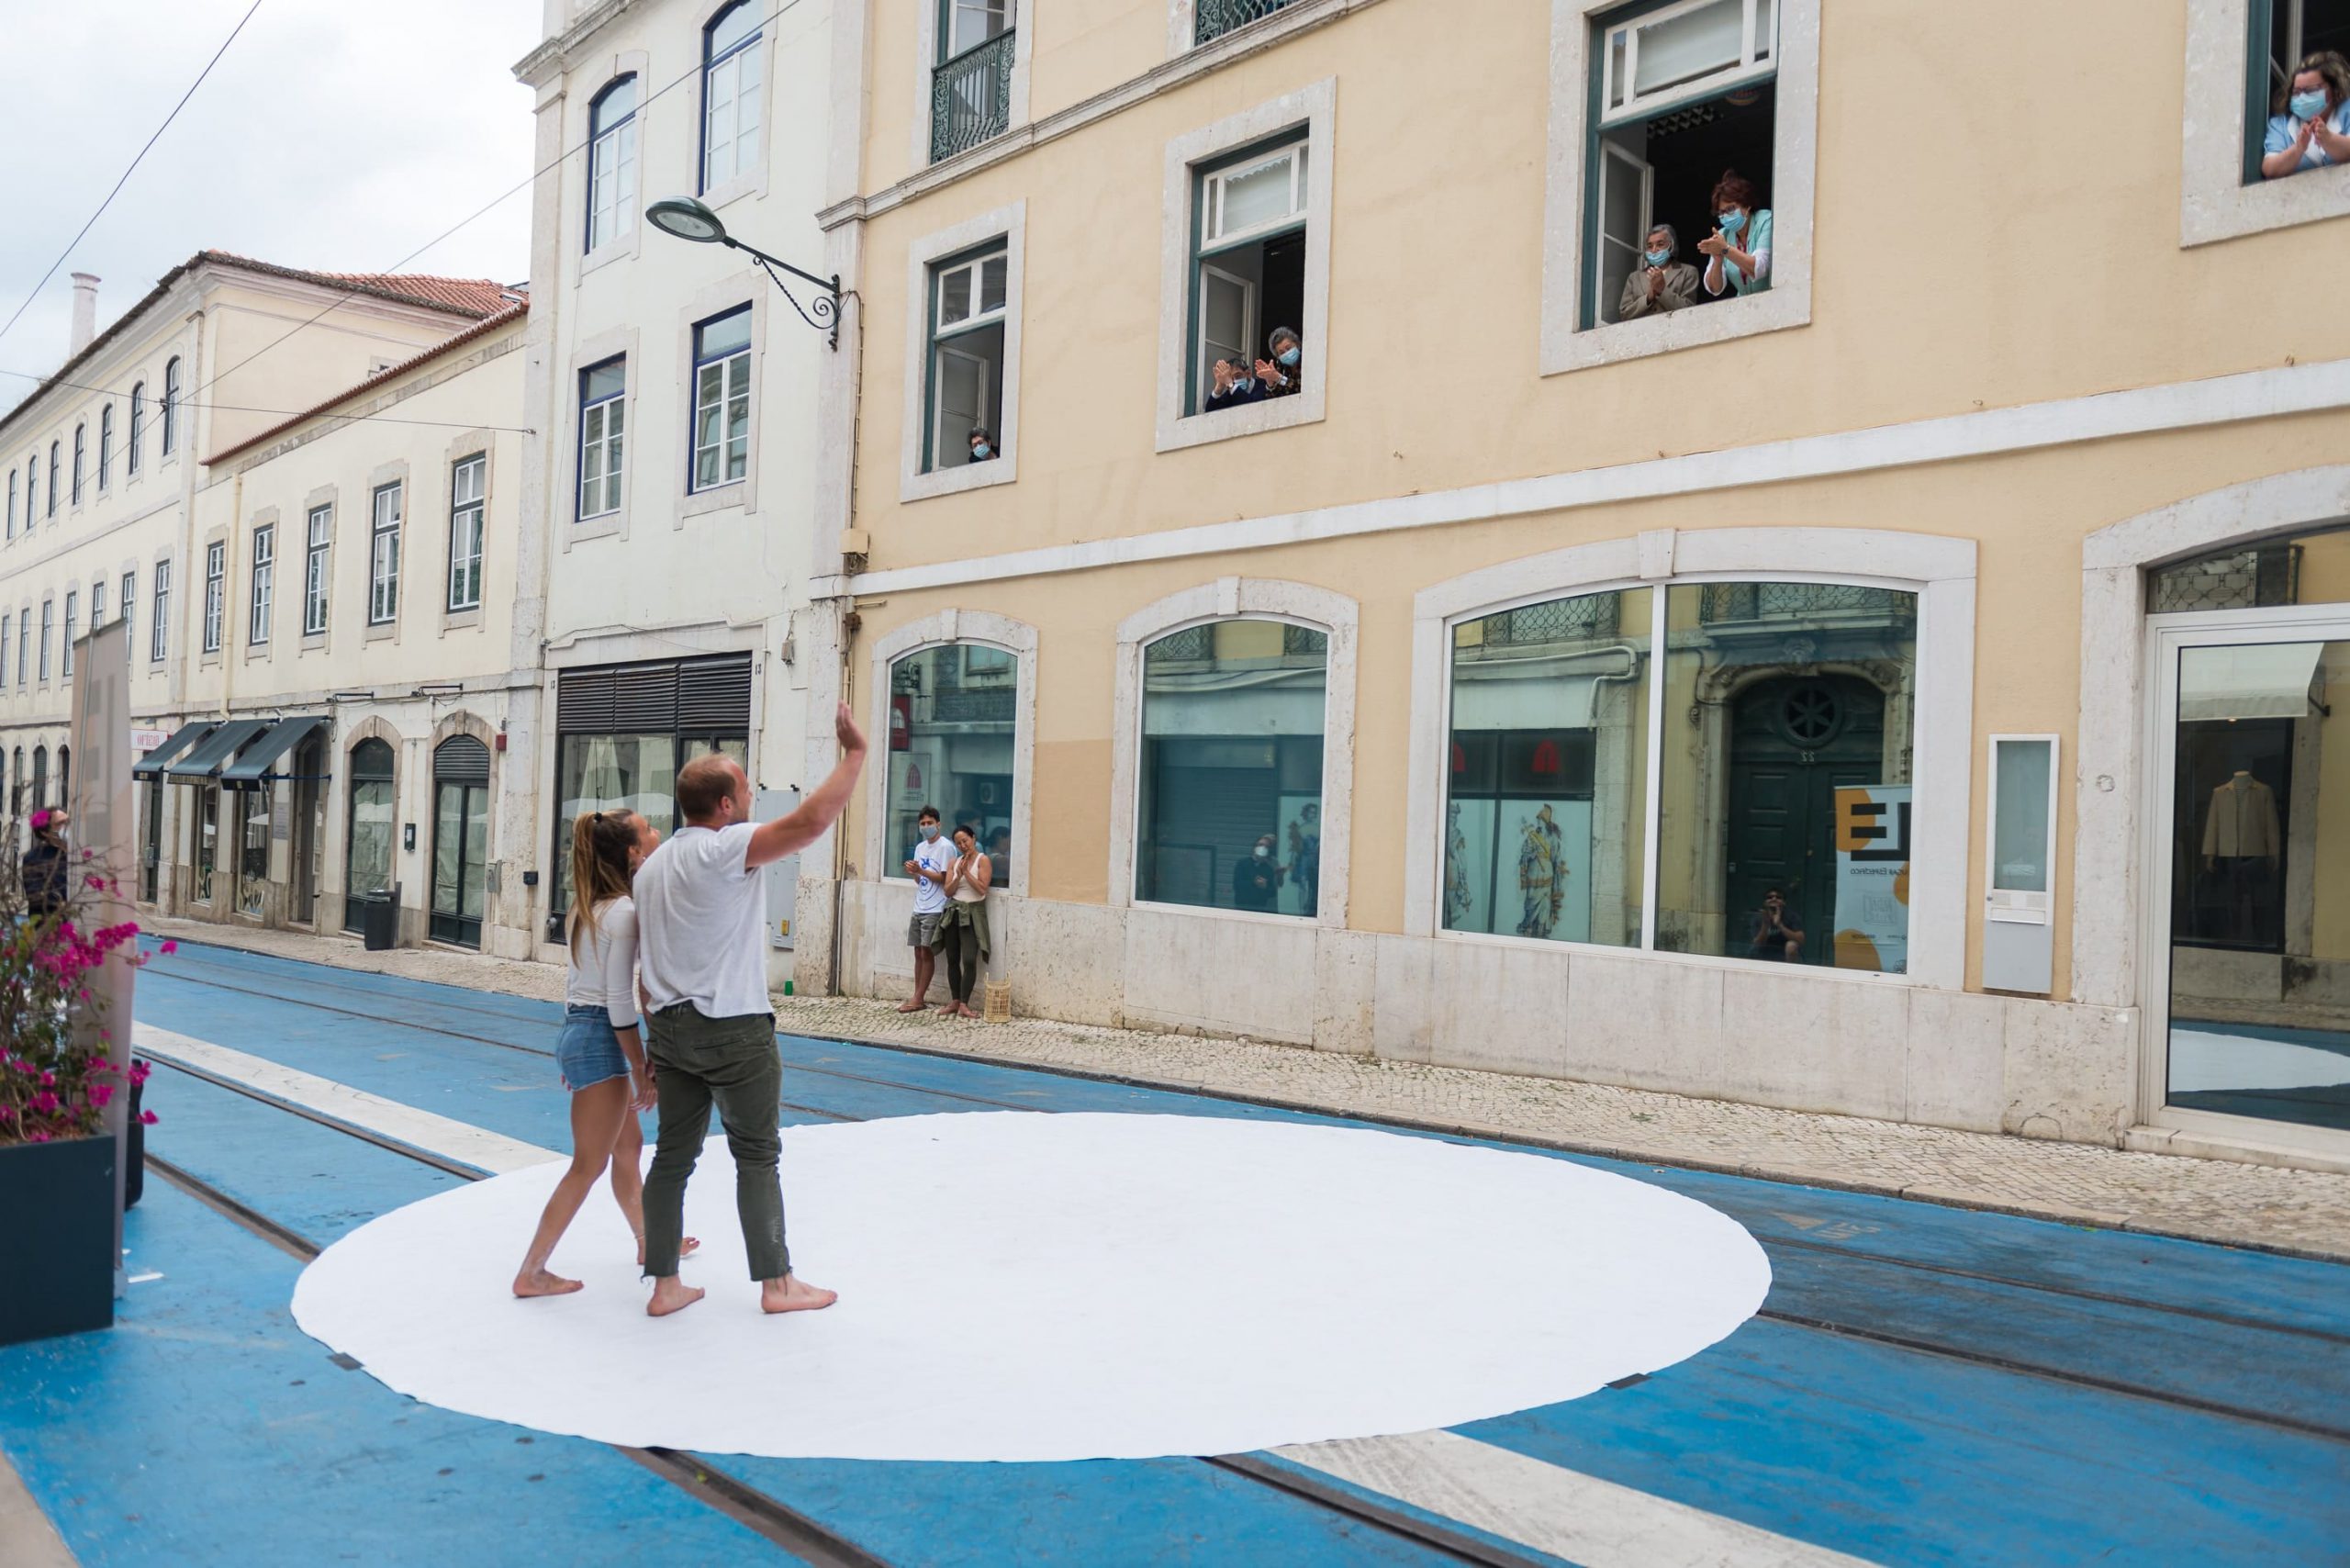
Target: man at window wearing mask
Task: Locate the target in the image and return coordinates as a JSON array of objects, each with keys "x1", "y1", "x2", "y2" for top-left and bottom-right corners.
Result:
[
  {"x1": 1232, "y1": 834, "x2": 1284, "y2": 913},
  {"x1": 900, "y1": 805, "x2": 953, "y2": 1011},
  {"x1": 1256, "y1": 328, "x2": 1304, "y2": 400},
  {"x1": 2264, "y1": 50, "x2": 2350, "y2": 178},
  {"x1": 1203, "y1": 355, "x2": 1263, "y2": 412},
  {"x1": 967, "y1": 426, "x2": 998, "y2": 464},
  {"x1": 1617, "y1": 223, "x2": 1701, "y2": 320}
]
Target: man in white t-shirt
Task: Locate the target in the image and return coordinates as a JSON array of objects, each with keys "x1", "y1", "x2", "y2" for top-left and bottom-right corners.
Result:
[
  {"x1": 898, "y1": 805, "x2": 952, "y2": 1012},
  {"x1": 633, "y1": 703, "x2": 867, "y2": 1318}
]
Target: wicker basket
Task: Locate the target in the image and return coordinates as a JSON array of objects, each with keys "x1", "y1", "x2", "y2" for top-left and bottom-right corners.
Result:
[{"x1": 982, "y1": 978, "x2": 1013, "y2": 1024}]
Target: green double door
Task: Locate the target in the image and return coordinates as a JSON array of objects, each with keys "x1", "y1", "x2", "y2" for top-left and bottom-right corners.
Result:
[{"x1": 1722, "y1": 675, "x2": 1886, "y2": 962}]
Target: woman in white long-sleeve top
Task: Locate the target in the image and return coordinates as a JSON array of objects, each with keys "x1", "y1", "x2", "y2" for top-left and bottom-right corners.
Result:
[{"x1": 514, "y1": 809, "x2": 697, "y2": 1296}]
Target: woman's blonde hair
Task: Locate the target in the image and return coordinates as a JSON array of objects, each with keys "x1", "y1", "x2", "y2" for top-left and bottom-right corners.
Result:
[
  {"x1": 566, "y1": 809, "x2": 639, "y2": 956},
  {"x1": 2277, "y1": 50, "x2": 2350, "y2": 115}
]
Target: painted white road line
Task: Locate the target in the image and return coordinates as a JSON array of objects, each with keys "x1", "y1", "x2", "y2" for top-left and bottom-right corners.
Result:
[
  {"x1": 1275, "y1": 1428, "x2": 1879, "y2": 1568},
  {"x1": 135, "y1": 1025, "x2": 559, "y2": 1175}
]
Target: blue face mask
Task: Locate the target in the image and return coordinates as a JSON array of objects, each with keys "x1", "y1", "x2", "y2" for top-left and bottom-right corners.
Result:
[
  {"x1": 920, "y1": 823, "x2": 940, "y2": 842},
  {"x1": 2291, "y1": 89, "x2": 2329, "y2": 121},
  {"x1": 1277, "y1": 346, "x2": 1300, "y2": 367},
  {"x1": 1230, "y1": 375, "x2": 1254, "y2": 392},
  {"x1": 970, "y1": 442, "x2": 991, "y2": 460},
  {"x1": 1645, "y1": 247, "x2": 1672, "y2": 266},
  {"x1": 1718, "y1": 209, "x2": 1747, "y2": 238}
]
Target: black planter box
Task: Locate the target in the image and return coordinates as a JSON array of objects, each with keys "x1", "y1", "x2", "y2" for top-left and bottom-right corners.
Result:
[{"x1": 0, "y1": 1133, "x2": 118, "y2": 1347}]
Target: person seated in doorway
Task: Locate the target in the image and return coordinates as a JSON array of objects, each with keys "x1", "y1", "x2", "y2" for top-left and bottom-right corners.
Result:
[
  {"x1": 1203, "y1": 355, "x2": 1262, "y2": 411},
  {"x1": 1748, "y1": 887, "x2": 1805, "y2": 963},
  {"x1": 1256, "y1": 328, "x2": 1304, "y2": 400},
  {"x1": 1617, "y1": 224, "x2": 1702, "y2": 320},
  {"x1": 2264, "y1": 50, "x2": 2350, "y2": 177},
  {"x1": 967, "y1": 425, "x2": 998, "y2": 464},
  {"x1": 1696, "y1": 170, "x2": 1772, "y2": 298},
  {"x1": 1232, "y1": 834, "x2": 1284, "y2": 913}
]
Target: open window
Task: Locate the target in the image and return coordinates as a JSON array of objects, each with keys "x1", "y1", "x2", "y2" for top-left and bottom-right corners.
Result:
[
  {"x1": 923, "y1": 242, "x2": 1007, "y2": 472},
  {"x1": 1586, "y1": 0, "x2": 1777, "y2": 327},
  {"x1": 1186, "y1": 135, "x2": 1307, "y2": 416},
  {"x1": 2247, "y1": 0, "x2": 2350, "y2": 182}
]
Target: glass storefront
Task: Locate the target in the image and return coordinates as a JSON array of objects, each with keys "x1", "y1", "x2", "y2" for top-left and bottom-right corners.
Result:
[
  {"x1": 430, "y1": 736, "x2": 490, "y2": 948},
  {"x1": 1136, "y1": 620, "x2": 1326, "y2": 917},
  {"x1": 344, "y1": 739, "x2": 396, "y2": 932},
  {"x1": 887, "y1": 642, "x2": 1020, "y2": 888},
  {"x1": 238, "y1": 784, "x2": 271, "y2": 917},
  {"x1": 194, "y1": 783, "x2": 219, "y2": 904}
]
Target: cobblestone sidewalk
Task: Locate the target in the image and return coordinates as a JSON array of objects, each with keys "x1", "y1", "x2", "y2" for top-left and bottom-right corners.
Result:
[{"x1": 145, "y1": 915, "x2": 2350, "y2": 1262}]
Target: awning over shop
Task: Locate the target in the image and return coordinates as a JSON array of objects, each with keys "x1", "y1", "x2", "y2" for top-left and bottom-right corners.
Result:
[
  {"x1": 131, "y1": 722, "x2": 219, "y2": 781},
  {"x1": 163, "y1": 718, "x2": 271, "y2": 782},
  {"x1": 218, "y1": 716, "x2": 330, "y2": 785},
  {"x1": 2179, "y1": 644, "x2": 2325, "y2": 722}
]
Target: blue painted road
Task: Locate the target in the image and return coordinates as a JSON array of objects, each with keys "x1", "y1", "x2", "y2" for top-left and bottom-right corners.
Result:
[{"x1": 3, "y1": 938, "x2": 2345, "y2": 1565}]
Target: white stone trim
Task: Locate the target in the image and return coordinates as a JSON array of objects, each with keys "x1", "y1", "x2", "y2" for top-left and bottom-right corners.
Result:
[
  {"x1": 1108, "y1": 577, "x2": 1358, "y2": 926},
  {"x1": 864, "y1": 608, "x2": 1039, "y2": 897},
  {"x1": 2074, "y1": 465, "x2": 2350, "y2": 1014},
  {"x1": 1154, "y1": 79, "x2": 1335, "y2": 454},
  {"x1": 2180, "y1": 0, "x2": 2350, "y2": 246},
  {"x1": 910, "y1": 0, "x2": 1035, "y2": 174},
  {"x1": 899, "y1": 201, "x2": 1026, "y2": 503},
  {"x1": 833, "y1": 354, "x2": 2350, "y2": 598},
  {"x1": 1538, "y1": 0, "x2": 1819, "y2": 375},
  {"x1": 1402, "y1": 527, "x2": 1975, "y2": 994}
]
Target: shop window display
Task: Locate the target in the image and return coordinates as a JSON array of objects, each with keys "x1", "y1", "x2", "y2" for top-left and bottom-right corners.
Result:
[{"x1": 889, "y1": 642, "x2": 1021, "y2": 884}]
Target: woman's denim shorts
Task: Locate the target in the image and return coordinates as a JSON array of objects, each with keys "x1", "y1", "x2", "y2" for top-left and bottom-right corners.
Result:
[{"x1": 556, "y1": 1003, "x2": 631, "y2": 1092}]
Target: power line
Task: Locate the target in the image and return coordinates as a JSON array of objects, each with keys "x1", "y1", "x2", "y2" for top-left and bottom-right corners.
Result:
[
  {"x1": 0, "y1": 364, "x2": 532, "y2": 441},
  {"x1": 0, "y1": 0, "x2": 267, "y2": 353}
]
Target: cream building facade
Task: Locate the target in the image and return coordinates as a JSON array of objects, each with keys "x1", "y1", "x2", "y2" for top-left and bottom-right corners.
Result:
[
  {"x1": 0, "y1": 254, "x2": 519, "y2": 938},
  {"x1": 511, "y1": 0, "x2": 844, "y2": 980},
  {"x1": 802, "y1": 0, "x2": 2350, "y2": 1171}
]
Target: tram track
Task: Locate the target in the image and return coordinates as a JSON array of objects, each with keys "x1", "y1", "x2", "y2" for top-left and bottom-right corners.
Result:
[{"x1": 141, "y1": 1054, "x2": 1551, "y2": 1568}]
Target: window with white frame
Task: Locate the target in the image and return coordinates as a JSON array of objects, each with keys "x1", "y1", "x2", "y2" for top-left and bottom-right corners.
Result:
[
  {"x1": 15, "y1": 609, "x2": 27, "y2": 687},
  {"x1": 202, "y1": 542, "x2": 224, "y2": 654},
  {"x1": 1584, "y1": 0, "x2": 1779, "y2": 328},
  {"x1": 150, "y1": 560, "x2": 170, "y2": 663},
  {"x1": 90, "y1": 579, "x2": 104, "y2": 632},
  {"x1": 578, "y1": 358, "x2": 626, "y2": 519},
  {"x1": 586, "y1": 76, "x2": 640, "y2": 253},
  {"x1": 71, "y1": 423, "x2": 84, "y2": 505},
  {"x1": 119, "y1": 571, "x2": 133, "y2": 640},
  {"x1": 931, "y1": 0, "x2": 1015, "y2": 162},
  {"x1": 701, "y1": 2, "x2": 763, "y2": 191},
  {"x1": 1188, "y1": 132, "x2": 1309, "y2": 415},
  {"x1": 62, "y1": 591, "x2": 75, "y2": 678},
  {"x1": 249, "y1": 524, "x2": 274, "y2": 646},
  {"x1": 304, "y1": 505, "x2": 331, "y2": 633},
  {"x1": 162, "y1": 358, "x2": 181, "y2": 455},
  {"x1": 39, "y1": 599, "x2": 54, "y2": 681},
  {"x1": 6, "y1": 469, "x2": 14, "y2": 539},
  {"x1": 128, "y1": 383, "x2": 143, "y2": 476},
  {"x1": 690, "y1": 307, "x2": 752, "y2": 491},
  {"x1": 48, "y1": 442, "x2": 59, "y2": 516},
  {"x1": 447, "y1": 454, "x2": 485, "y2": 610},
  {"x1": 923, "y1": 242, "x2": 1007, "y2": 472},
  {"x1": 98, "y1": 406, "x2": 113, "y2": 489},
  {"x1": 368, "y1": 483, "x2": 401, "y2": 625},
  {"x1": 2250, "y1": 1, "x2": 2350, "y2": 182}
]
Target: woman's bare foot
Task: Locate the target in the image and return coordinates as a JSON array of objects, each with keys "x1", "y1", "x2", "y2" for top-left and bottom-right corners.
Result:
[
  {"x1": 513, "y1": 1268, "x2": 583, "y2": 1298},
  {"x1": 636, "y1": 1236, "x2": 701, "y2": 1267},
  {"x1": 761, "y1": 1274, "x2": 838, "y2": 1315},
  {"x1": 897, "y1": 997, "x2": 929, "y2": 1013},
  {"x1": 646, "y1": 1277, "x2": 706, "y2": 1317}
]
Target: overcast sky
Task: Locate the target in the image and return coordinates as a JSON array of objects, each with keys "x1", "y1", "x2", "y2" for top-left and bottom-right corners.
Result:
[{"x1": 0, "y1": 0, "x2": 541, "y2": 417}]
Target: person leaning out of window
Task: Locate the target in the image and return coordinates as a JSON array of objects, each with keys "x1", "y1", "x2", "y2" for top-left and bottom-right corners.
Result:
[
  {"x1": 1256, "y1": 328, "x2": 1304, "y2": 400},
  {"x1": 967, "y1": 426, "x2": 998, "y2": 464},
  {"x1": 1695, "y1": 170, "x2": 1772, "y2": 298},
  {"x1": 1204, "y1": 356, "x2": 1264, "y2": 411},
  {"x1": 2265, "y1": 50, "x2": 2350, "y2": 178},
  {"x1": 1617, "y1": 223, "x2": 1702, "y2": 319}
]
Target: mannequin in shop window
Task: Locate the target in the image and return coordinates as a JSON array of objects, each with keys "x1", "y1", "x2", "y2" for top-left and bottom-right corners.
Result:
[{"x1": 2200, "y1": 770, "x2": 2281, "y2": 944}]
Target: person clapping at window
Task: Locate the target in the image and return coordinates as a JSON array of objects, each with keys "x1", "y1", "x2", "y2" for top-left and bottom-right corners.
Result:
[
  {"x1": 1204, "y1": 356, "x2": 1263, "y2": 411},
  {"x1": 1617, "y1": 224, "x2": 1701, "y2": 319},
  {"x1": 2264, "y1": 51, "x2": 2350, "y2": 178},
  {"x1": 1696, "y1": 171, "x2": 1772, "y2": 298},
  {"x1": 1257, "y1": 327, "x2": 1304, "y2": 399}
]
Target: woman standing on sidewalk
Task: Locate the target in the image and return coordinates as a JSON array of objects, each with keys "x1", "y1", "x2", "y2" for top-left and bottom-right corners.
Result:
[
  {"x1": 514, "y1": 810, "x2": 695, "y2": 1296},
  {"x1": 933, "y1": 822, "x2": 993, "y2": 1018}
]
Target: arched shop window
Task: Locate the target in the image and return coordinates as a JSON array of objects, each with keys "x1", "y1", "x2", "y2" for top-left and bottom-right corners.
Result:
[
  {"x1": 887, "y1": 642, "x2": 1022, "y2": 887},
  {"x1": 1443, "y1": 579, "x2": 1917, "y2": 971},
  {"x1": 431, "y1": 735, "x2": 491, "y2": 948},
  {"x1": 344, "y1": 738, "x2": 397, "y2": 933},
  {"x1": 1136, "y1": 619, "x2": 1326, "y2": 917}
]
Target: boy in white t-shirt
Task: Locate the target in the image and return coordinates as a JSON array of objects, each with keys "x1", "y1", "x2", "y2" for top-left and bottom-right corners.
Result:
[{"x1": 899, "y1": 804, "x2": 953, "y2": 1012}]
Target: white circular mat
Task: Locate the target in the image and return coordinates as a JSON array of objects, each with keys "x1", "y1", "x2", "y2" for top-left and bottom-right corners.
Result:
[{"x1": 292, "y1": 1112, "x2": 1769, "y2": 1462}]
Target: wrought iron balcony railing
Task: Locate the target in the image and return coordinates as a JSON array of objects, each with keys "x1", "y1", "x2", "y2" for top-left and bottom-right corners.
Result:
[
  {"x1": 1195, "y1": 0, "x2": 1301, "y2": 46},
  {"x1": 930, "y1": 29, "x2": 1015, "y2": 163},
  {"x1": 1697, "y1": 582, "x2": 1915, "y2": 624}
]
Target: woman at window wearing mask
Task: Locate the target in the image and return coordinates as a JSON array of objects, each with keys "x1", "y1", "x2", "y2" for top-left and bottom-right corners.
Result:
[
  {"x1": 1695, "y1": 170, "x2": 1772, "y2": 299},
  {"x1": 1256, "y1": 328, "x2": 1304, "y2": 399},
  {"x1": 1204, "y1": 355, "x2": 1263, "y2": 411},
  {"x1": 2264, "y1": 50, "x2": 2350, "y2": 178},
  {"x1": 1617, "y1": 222, "x2": 1701, "y2": 320}
]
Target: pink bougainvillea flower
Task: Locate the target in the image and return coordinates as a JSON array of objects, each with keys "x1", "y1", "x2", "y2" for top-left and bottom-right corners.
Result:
[
  {"x1": 159, "y1": 940, "x2": 178, "y2": 955},
  {"x1": 138, "y1": 1111, "x2": 158, "y2": 1126},
  {"x1": 89, "y1": 1083, "x2": 114, "y2": 1108}
]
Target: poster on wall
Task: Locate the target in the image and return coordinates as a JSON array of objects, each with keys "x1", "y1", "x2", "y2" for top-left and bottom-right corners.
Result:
[
  {"x1": 1832, "y1": 784, "x2": 1912, "y2": 973},
  {"x1": 1276, "y1": 795, "x2": 1324, "y2": 917},
  {"x1": 1503, "y1": 800, "x2": 1594, "y2": 945},
  {"x1": 1443, "y1": 797, "x2": 1498, "y2": 935}
]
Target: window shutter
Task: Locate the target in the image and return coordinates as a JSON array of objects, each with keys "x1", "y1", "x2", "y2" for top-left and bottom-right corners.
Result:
[
  {"x1": 433, "y1": 734, "x2": 491, "y2": 784},
  {"x1": 678, "y1": 655, "x2": 754, "y2": 732}
]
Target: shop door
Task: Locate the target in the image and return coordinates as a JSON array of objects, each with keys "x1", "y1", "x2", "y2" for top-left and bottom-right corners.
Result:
[
  {"x1": 2151, "y1": 618, "x2": 2350, "y2": 1140},
  {"x1": 140, "y1": 782, "x2": 162, "y2": 902},
  {"x1": 289, "y1": 737, "x2": 323, "y2": 926},
  {"x1": 1724, "y1": 676, "x2": 1885, "y2": 960},
  {"x1": 429, "y1": 735, "x2": 491, "y2": 948},
  {"x1": 344, "y1": 739, "x2": 397, "y2": 933}
]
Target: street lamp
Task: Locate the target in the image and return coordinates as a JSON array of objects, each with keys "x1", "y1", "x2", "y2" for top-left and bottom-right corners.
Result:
[{"x1": 646, "y1": 197, "x2": 842, "y2": 350}]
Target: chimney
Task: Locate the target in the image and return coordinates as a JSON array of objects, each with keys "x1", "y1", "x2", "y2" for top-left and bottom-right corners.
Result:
[{"x1": 69, "y1": 274, "x2": 99, "y2": 356}]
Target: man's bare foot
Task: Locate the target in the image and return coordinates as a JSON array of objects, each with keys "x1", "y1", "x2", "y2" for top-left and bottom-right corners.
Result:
[
  {"x1": 761, "y1": 1274, "x2": 838, "y2": 1315},
  {"x1": 635, "y1": 1236, "x2": 701, "y2": 1268},
  {"x1": 646, "y1": 1276, "x2": 706, "y2": 1317},
  {"x1": 897, "y1": 998, "x2": 929, "y2": 1013},
  {"x1": 513, "y1": 1268, "x2": 583, "y2": 1298}
]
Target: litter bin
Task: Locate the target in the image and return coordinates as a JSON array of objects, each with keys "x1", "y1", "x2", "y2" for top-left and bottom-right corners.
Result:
[{"x1": 360, "y1": 890, "x2": 398, "y2": 952}]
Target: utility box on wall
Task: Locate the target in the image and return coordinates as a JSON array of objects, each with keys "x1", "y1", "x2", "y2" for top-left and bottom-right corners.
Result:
[
  {"x1": 756, "y1": 788, "x2": 802, "y2": 949},
  {"x1": 1984, "y1": 734, "x2": 2057, "y2": 993}
]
